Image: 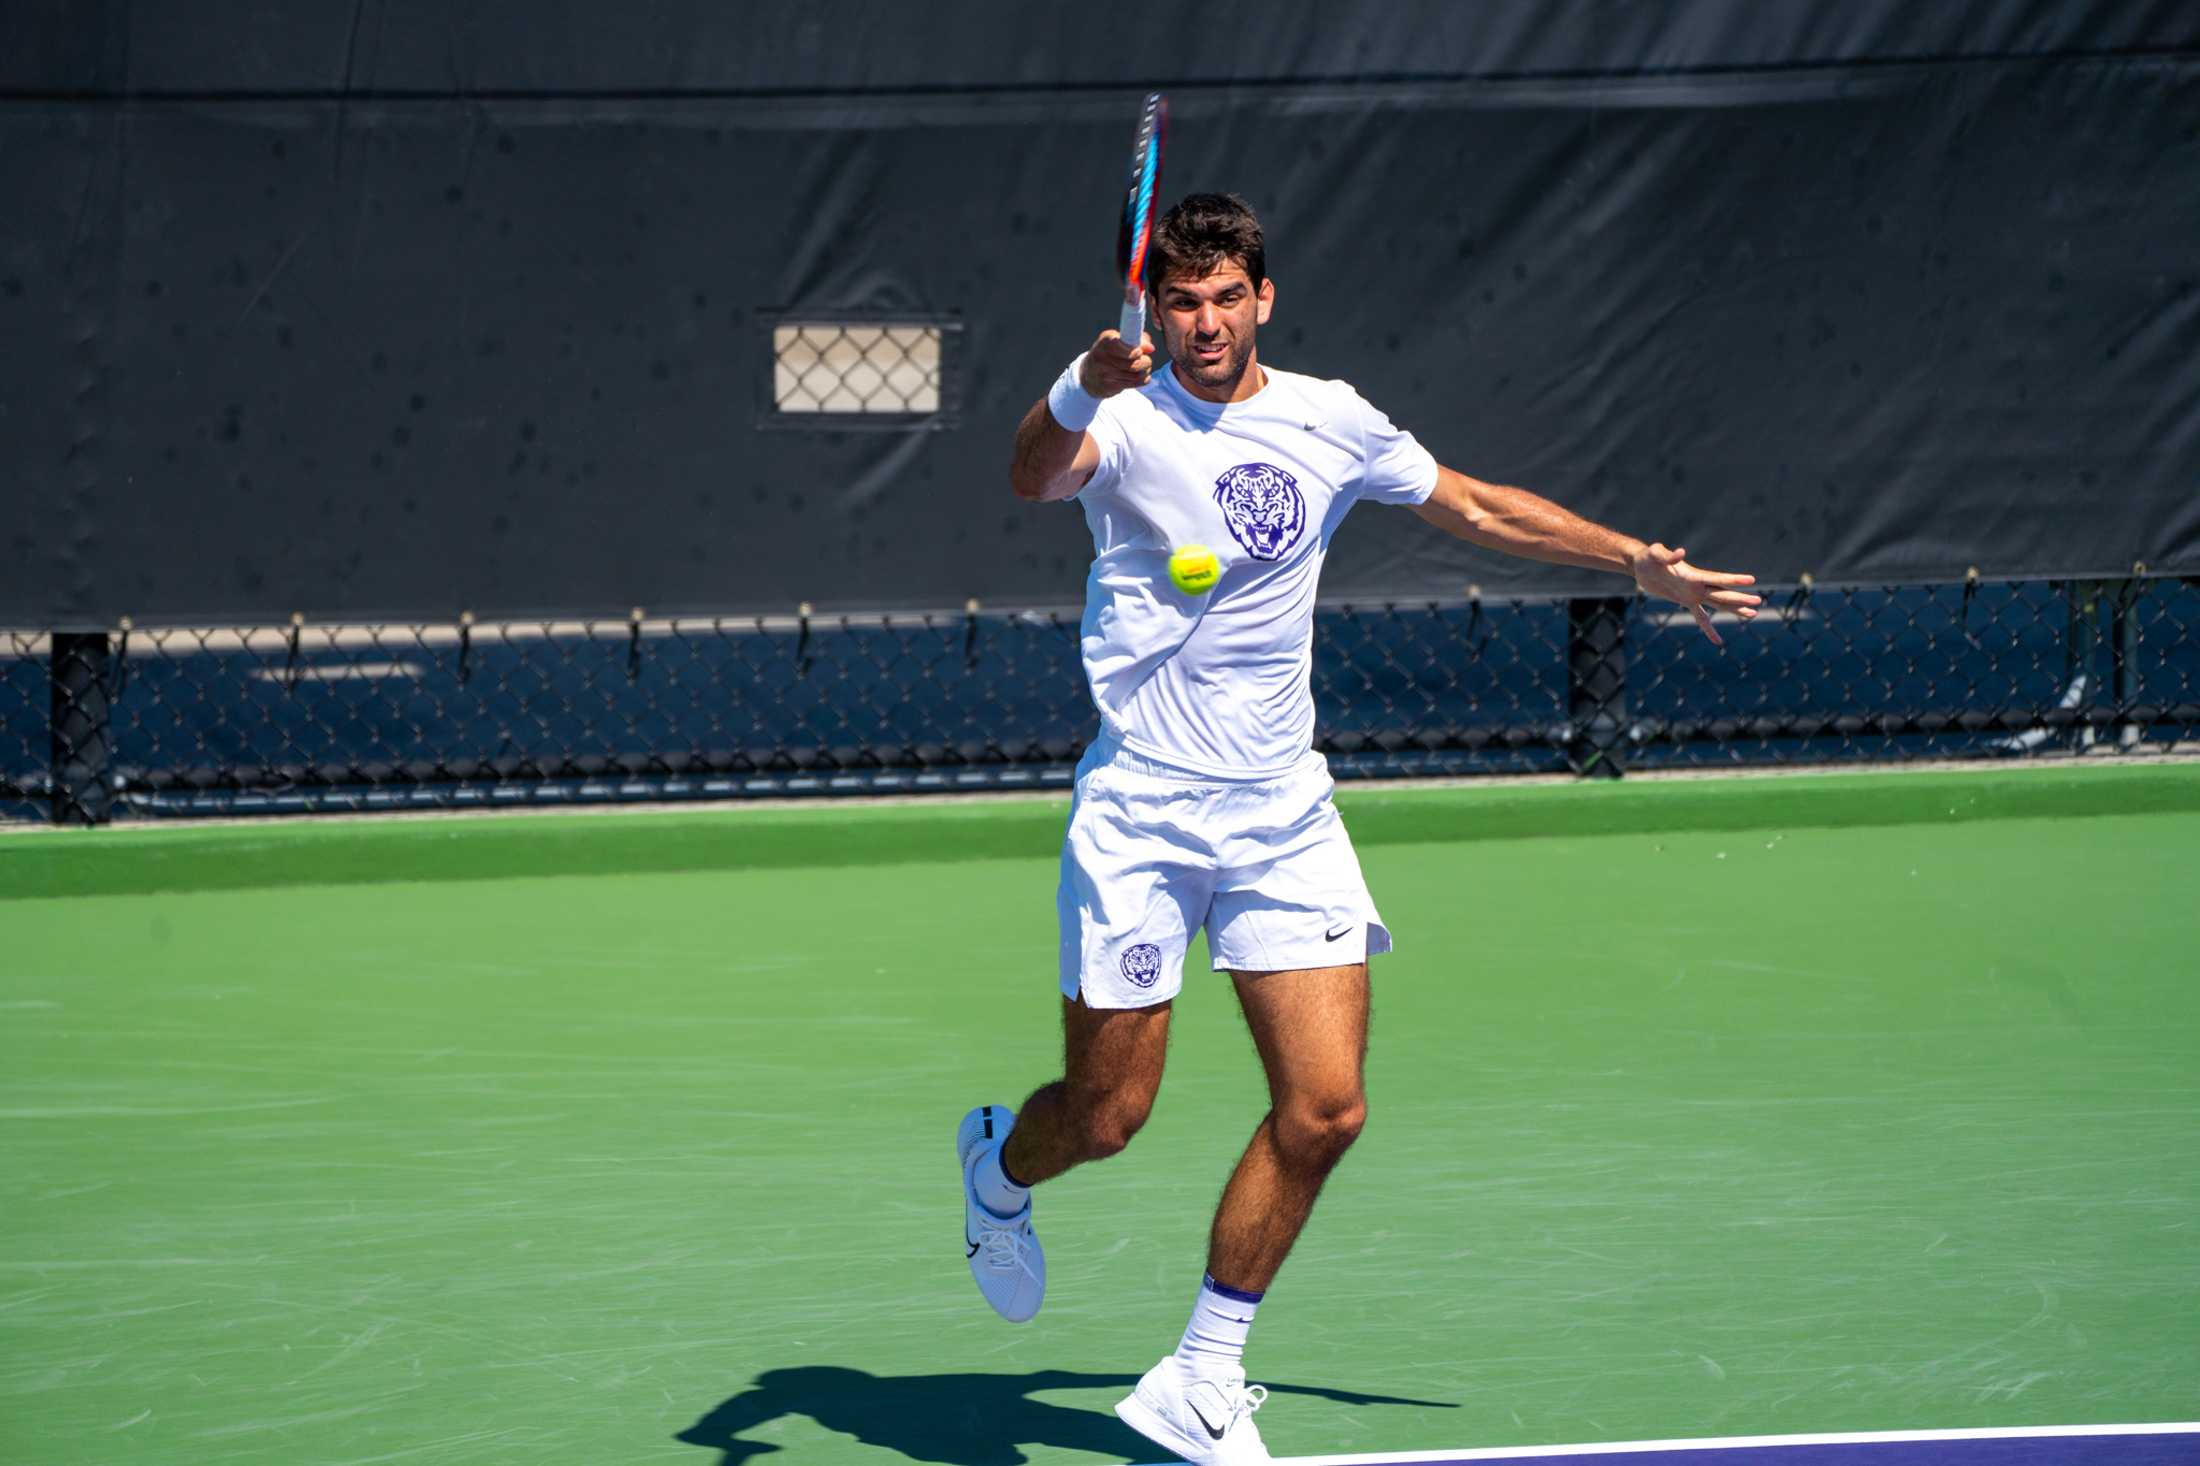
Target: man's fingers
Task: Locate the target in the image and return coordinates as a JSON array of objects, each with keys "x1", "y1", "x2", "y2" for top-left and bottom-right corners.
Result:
[
  {"x1": 1093, "y1": 329, "x2": 1139, "y2": 364},
  {"x1": 1638, "y1": 549, "x2": 1762, "y2": 643},
  {"x1": 1097, "y1": 334, "x2": 1152, "y2": 373},
  {"x1": 1094, "y1": 329, "x2": 1154, "y2": 360},
  {"x1": 1090, "y1": 345, "x2": 1150, "y2": 377},
  {"x1": 1658, "y1": 549, "x2": 1756, "y2": 587},
  {"x1": 1080, "y1": 333, "x2": 1155, "y2": 397}
]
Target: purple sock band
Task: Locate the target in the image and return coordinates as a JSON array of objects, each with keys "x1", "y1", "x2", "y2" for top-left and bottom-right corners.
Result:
[{"x1": 1202, "y1": 1272, "x2": 1265, "y2": 1305}]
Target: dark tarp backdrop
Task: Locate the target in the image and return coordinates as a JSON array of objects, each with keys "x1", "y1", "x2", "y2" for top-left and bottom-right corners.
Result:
[{"x1": 4, "y1": 1, "x2": 2197, "y2": 627}]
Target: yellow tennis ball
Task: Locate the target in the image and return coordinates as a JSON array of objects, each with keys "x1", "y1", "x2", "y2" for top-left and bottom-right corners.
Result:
[{"x1": 1168, "y1": 543, "x2": 1221, "y2": 595}]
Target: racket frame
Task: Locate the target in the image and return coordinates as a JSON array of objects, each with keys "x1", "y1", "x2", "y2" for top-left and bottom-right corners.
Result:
[{"x1": 1116, "y1": 92, "x2": 1167, "y2": 344}]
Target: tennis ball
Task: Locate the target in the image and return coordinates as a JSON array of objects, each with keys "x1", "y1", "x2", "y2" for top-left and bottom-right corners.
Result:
[{"x1": 1168, "y1": 544, "x2": 1221, "y2": 595}]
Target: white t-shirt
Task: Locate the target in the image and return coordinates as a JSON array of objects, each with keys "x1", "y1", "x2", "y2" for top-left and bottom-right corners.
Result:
[{"x1": 1073, "y1": 361, "x2": 1439, "y2": 778}]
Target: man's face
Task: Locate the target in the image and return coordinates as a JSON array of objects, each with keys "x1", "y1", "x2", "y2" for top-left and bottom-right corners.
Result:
[{"x1": 1154, "y1": 259, "x2": 1275, "y2": 398}]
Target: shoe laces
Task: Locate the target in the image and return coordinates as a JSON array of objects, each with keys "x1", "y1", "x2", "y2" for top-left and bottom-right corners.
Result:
[
  {"x1": 975, "y1": 1213, "x2": 1034, "y2": 1276},
  {"x1": 1192, "y1": 1373, "x2": 1267, "y2": 1431}
]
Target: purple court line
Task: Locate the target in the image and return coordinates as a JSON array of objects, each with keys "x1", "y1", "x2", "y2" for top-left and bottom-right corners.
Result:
[{"x1": 1130, "y1": 1424, "x2": 2200, "y2": 1466}]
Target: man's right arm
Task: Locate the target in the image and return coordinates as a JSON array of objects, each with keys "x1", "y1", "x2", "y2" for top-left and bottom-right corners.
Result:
[
  {"x1": 1008, "y1": 398, "x2": 1100, "y2": 503},
  {"x1": 1009, "y1": 329, "x2": 1154, "y2": 502}
]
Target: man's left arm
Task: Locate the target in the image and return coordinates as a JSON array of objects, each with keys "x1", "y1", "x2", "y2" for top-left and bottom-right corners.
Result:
[{"x1": 1411, "y1": 465, "x2": 1762, "y2": 645}]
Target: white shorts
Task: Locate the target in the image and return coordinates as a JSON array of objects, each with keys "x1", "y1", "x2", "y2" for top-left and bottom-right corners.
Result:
[{"x1": 1057, "y1": 733, "x2": 1393, "y2": 1009}]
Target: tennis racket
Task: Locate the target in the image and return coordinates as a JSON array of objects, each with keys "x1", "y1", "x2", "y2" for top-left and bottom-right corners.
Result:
[{"x1": 1115, "y1": 92, "x2": 1168, "y2": 345}]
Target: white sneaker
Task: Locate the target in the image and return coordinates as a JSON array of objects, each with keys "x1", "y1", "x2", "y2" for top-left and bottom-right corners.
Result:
[
  {"x1": 956, "y1": 1104, "x2": 1044, "y2": 1323},
  {"x1": 1115, "y1": 1355, "x2": 1271, "y2": 1465}
]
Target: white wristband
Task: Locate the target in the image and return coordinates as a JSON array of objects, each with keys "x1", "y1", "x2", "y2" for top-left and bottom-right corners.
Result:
[{"x1": 1046, "y1": 354, "x2": 1101, "y2": 433}]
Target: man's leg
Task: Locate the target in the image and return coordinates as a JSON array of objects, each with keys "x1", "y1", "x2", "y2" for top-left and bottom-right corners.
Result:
[
  {"x1": 1114, "y1": 962, "x2": 1365, "y2": 1461},
  {"x1": 997, "y1": 993, "x2": 1172, "y2": 1186},
  {"x1": 958, "y1": 994, "x2": 1171, "y2": 1322},
  {"x1": 965, "y1": 735, "x2": 1204, "y2": 1324},
  {"x1": 1207, "y1": 962, "x2": 1369, "y2": 1292}
]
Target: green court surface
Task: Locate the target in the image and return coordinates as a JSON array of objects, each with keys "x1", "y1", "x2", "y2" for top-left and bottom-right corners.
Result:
[{"x1": 3, "y1": 764, "x2": 2196, "y2": 1464}]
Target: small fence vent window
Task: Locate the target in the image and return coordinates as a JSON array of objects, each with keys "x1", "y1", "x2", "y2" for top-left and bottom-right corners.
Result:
[{"x1": 772, "y1": 323, "x2": 942, "y2": 416}]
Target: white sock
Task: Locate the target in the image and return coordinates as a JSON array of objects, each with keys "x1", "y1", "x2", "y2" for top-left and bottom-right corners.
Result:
[
  {"x1": 1175, "y1": 1273, "x2": 1263, "y2": 1377},
  {"x1": 972, "y1": 1140, "x2": 1031, "y2": 1217}
]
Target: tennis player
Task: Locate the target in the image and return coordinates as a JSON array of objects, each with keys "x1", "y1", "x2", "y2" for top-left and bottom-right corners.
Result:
[{"x1": 959, "y1": 193, "x2": 1761, "y2": 1464}]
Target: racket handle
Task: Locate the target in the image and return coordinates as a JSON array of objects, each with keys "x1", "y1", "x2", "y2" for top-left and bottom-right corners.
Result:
[{"x1": 1117, "y1": 295, "x2": 1146, "y2": 348}]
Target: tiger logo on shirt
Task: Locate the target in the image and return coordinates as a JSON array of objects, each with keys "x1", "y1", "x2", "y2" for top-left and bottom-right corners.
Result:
[{"x1": 1213, "y1": 462, "x2": 1307, "y2": 561}]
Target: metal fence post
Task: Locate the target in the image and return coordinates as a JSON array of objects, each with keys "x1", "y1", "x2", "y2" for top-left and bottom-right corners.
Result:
[
  {"x1": 1567, "y1": 596, "x2": 1629, "y2": 778},
  {"x1": 2112, "y1": 577, "x2": 2143, "y2": 749},
  {"x1": 50, "y1": 631, "x2": 116, "y2": 825}
]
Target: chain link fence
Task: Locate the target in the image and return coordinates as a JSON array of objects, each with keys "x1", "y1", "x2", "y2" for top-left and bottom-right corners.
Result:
[
  {"x1": 769, "y1": 323, "x2": 945, "y2": 418},
  {"x1": 5, "y1": 576, "x2": 2196, "y2": 824}
]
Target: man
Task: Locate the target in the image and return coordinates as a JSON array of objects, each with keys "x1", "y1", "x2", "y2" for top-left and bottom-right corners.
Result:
[{"x1": 958, "y1": 193, "x2": 1760, "y2": 1464}]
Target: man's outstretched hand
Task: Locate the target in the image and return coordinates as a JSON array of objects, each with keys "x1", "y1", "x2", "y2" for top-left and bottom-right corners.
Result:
[
  {"x1": 1079, "y1": 328, "x2": 1154, "y2": 398},
  {"x1": 1631, "y1": 543, "x2": 1761, "y2": 646}
]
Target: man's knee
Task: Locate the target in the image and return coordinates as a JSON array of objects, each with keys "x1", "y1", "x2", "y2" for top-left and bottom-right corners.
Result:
[
  {"x1": 1275, "y1": 1092, "x2": 1366, "y2": 1169},
  {"x1": 1067, "y1": 1084, "x2": 1156, "y2": 1160}
]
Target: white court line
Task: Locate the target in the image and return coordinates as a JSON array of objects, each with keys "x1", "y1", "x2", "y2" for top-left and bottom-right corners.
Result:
[{"x1": 1134, "y1": 1421, "x2": 2200, "y2": 1466}]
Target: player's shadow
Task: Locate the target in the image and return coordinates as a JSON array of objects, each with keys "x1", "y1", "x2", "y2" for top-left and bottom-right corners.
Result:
[{"x1": 677, "y1": 1365, "x2": 1455, "y2": 1465}]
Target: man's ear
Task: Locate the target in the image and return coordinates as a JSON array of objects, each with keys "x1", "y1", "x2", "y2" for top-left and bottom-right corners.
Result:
[{"x1": 1255, "y1": 276, "x2": 1276, "y2": 326}]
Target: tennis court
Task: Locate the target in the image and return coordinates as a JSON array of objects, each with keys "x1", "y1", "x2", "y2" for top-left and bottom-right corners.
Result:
[{"x1": 5, "y1": 763, "x2": 2195, "y2": 1463}]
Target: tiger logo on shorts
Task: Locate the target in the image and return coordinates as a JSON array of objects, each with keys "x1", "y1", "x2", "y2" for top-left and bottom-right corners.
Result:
[
  {"x1": 1213, "y1": 462, "x2": 1306, "y2": 561},
  {"x1": 1120, "y1": 942, "x2": 1164, "y2": 989}
]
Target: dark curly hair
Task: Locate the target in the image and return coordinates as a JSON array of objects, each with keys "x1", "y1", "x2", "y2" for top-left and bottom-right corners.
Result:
[{"x1": 1147, "y1": 193, "x2": 1266, "y2": 298}]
